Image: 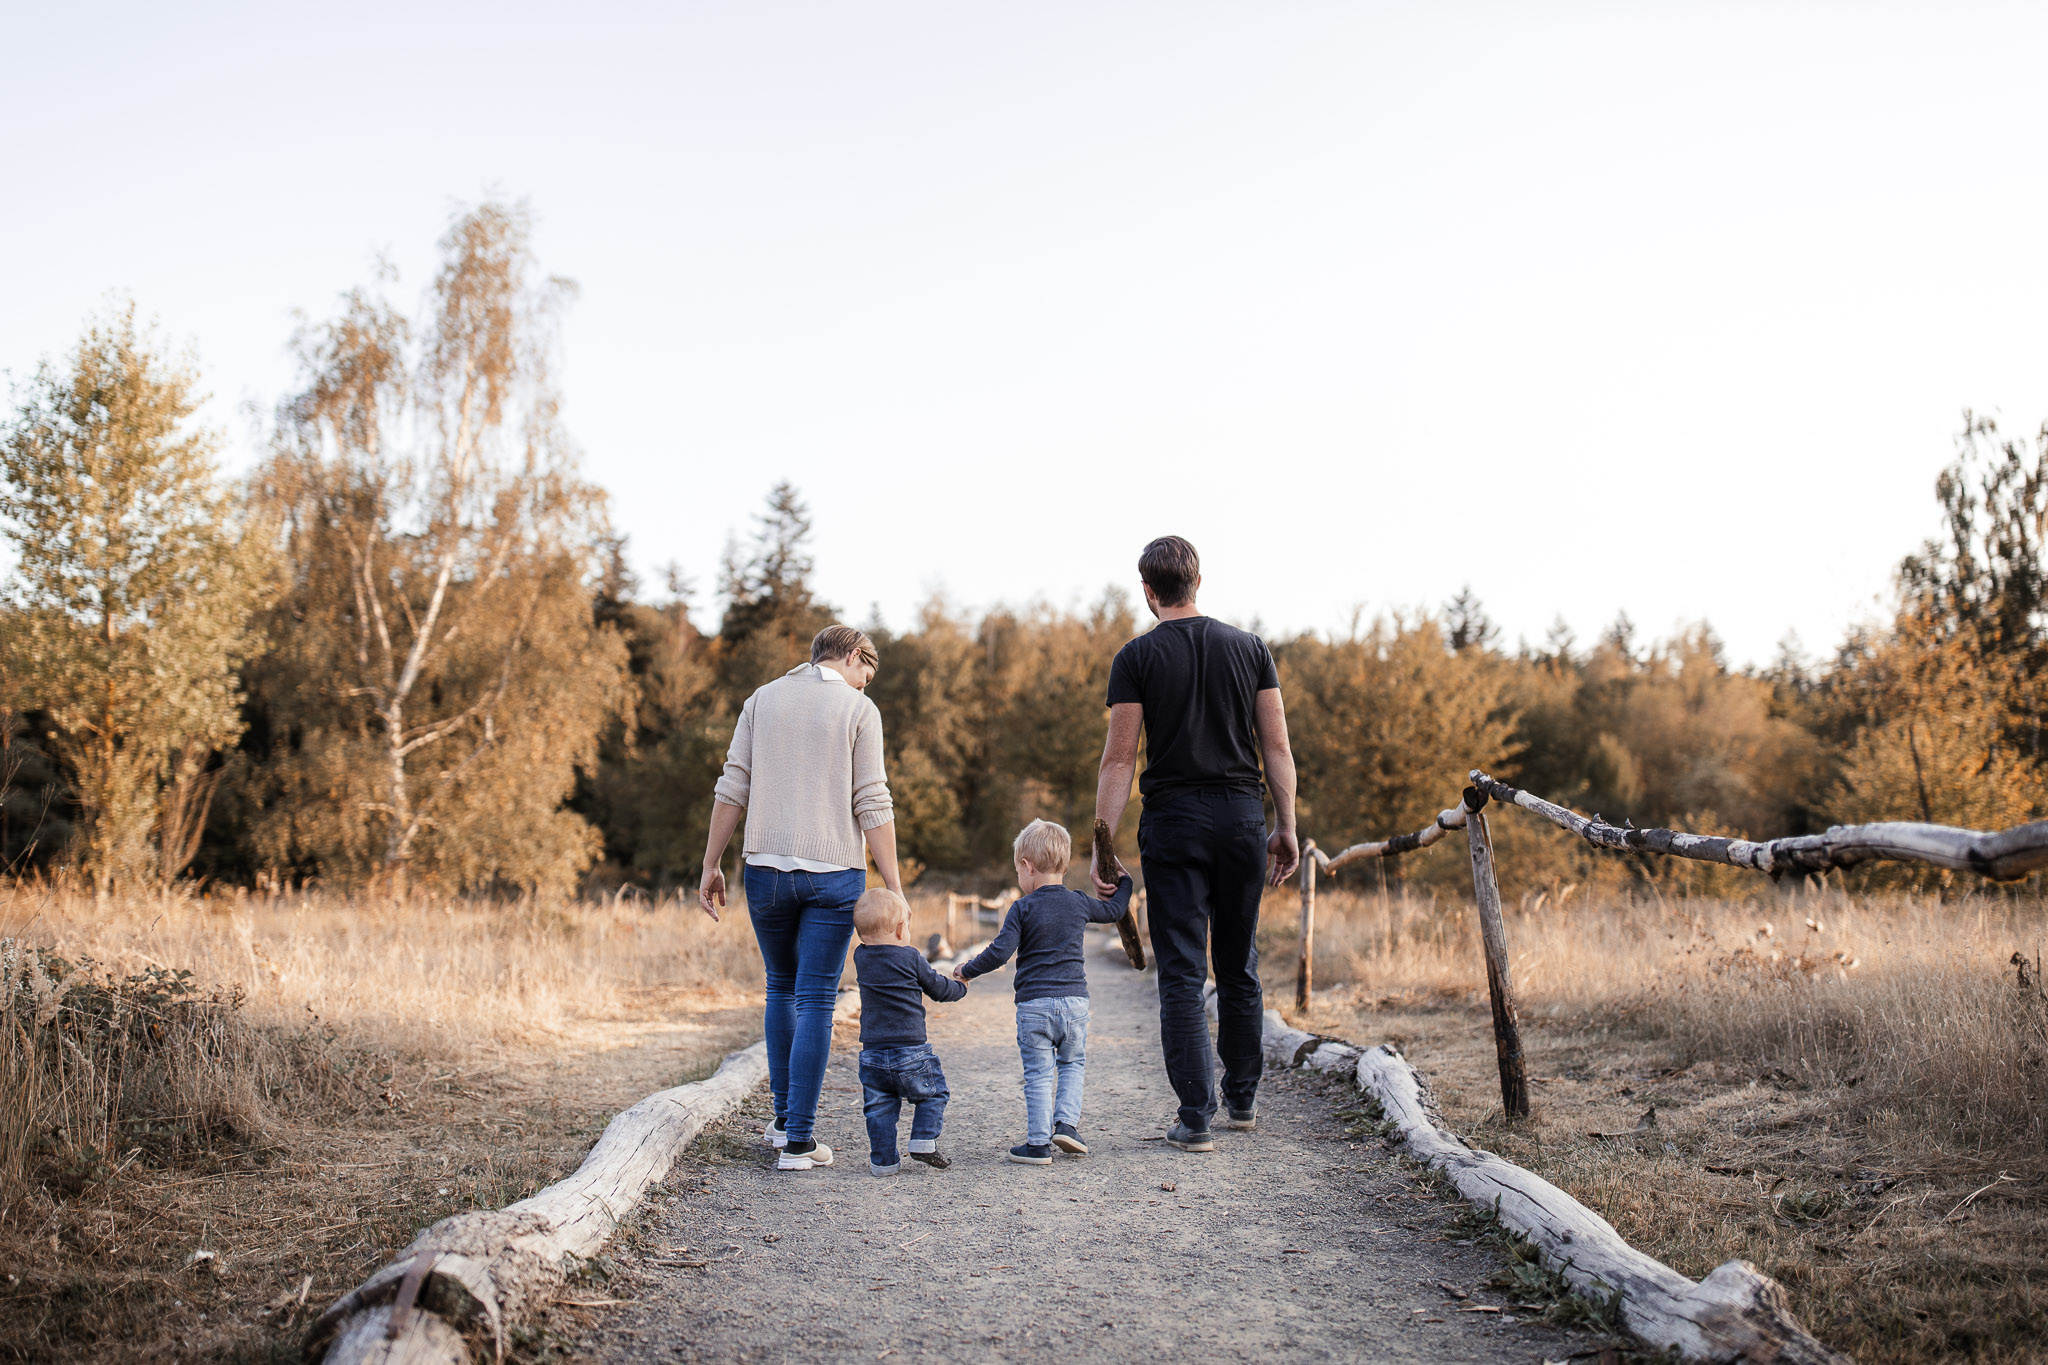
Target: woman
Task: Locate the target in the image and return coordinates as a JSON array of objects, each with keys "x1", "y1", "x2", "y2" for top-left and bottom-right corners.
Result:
[{"x1": 699, "y1": 623, "x2": 905, "y2": 1171}]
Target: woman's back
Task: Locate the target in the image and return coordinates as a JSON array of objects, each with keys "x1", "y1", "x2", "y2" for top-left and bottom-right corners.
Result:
[{"x1": 716, "y1": 663, "x2": 892, "y2": 868}]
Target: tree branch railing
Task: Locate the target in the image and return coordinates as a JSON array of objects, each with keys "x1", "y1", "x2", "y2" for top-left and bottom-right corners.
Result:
[{"x1": 1299, "y1": 772, "x2": 2048, "y2": 1127}]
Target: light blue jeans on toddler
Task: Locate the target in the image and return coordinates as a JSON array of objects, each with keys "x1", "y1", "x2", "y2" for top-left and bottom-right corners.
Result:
[{"x1": 1015, "y1": 995, "x2": 1089, "y2": 1147}]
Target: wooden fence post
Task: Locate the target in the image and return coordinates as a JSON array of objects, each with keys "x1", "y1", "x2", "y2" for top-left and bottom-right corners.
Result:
[
  {"x1": 1463, "y1": 787, "x2": 1529, "y2": 1120},
  {"x1": 1295, "y1": 841, "x2": 1318, "y2": 1012}
]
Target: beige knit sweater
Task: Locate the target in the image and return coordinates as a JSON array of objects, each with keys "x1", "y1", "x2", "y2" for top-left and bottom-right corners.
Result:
[{"x1": 712, "y1": 662, "x2": 894, "y2": 867}]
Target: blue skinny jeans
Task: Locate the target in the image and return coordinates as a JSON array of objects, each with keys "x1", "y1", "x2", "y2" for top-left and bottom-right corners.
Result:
[{"x1": 743, "y1": 863, "x2": 862, "y2": 1144}]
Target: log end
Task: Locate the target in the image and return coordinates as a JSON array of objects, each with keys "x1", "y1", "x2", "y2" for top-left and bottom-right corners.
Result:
[
  {"x1": 320, "y1": 1303, "x2": 471, "y2": 1365},
  {"x1": 1684, "y1": 1260, "x2": 1856, "y2": 1365}
]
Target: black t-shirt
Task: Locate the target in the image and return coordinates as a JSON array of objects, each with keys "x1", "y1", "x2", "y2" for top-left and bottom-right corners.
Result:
[{"x1": 1106, "y1": 616, "x2": 1280, "y2": 797}]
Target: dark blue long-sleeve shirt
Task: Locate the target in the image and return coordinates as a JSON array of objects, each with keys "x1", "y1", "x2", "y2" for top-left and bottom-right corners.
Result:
[
  {"x1": 853, "y1": 943, "x2": 967, "y2": 1047},
  {"x1": 957, "y1": 876, "x2": 1133, "y2": 1002}
]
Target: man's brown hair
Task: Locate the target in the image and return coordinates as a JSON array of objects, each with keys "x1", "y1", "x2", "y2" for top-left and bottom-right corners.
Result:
[
  {"x1": 811, "y1": 623, "x2": 879, "y2": 672},
  {"x1": 1138, "y1": 536, "x2": 1200, "y2": 608}
]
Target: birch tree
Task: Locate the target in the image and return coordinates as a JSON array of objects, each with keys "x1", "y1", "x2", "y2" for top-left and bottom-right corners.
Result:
[{"x1": 249, "y1": 202, "x2": 626, "y2": 893}]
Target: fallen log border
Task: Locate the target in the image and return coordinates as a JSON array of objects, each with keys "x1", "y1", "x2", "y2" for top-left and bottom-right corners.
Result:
[
  {"x1": 308, "y1": 989, "x2": 867, "y2": 1364},
  {"x1": 1254, "y1": 1011, "x2": 1851, "y2": 1364}
]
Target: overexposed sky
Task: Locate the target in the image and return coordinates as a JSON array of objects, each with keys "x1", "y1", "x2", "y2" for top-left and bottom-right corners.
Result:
[{"x1": 5, "y1": 2, "x2": 2048, "y2": 665}]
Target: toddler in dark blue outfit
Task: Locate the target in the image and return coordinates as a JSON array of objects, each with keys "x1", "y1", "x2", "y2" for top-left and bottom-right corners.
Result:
[{"x1": 851, "y1": 888, "x2": 966, "y2": 1176}]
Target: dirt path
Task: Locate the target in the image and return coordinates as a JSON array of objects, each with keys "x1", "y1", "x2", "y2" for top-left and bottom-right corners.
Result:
[{"x1": 572, "y1": 937, "x2": 1602, "y2": 1363}]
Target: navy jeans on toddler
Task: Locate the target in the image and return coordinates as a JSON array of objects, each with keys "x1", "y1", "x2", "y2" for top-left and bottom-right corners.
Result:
[{"x1": 859, "y1": 1043, "x2": 949, "y2": 1173}]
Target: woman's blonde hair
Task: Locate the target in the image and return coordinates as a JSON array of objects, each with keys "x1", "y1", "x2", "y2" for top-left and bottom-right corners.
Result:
[
  {"x1": 1013, "y1": 819, "x2": 1071, "y2": 875},
  {"x1": 811, "y1": 623, "x2": 879, "y2": 672}
]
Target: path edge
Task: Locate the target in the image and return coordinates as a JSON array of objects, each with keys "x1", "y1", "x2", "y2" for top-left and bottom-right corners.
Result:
[
  {"x1": 304, "y1": 993, "x2": 859, "y2": 1365},
  {"x1": 1225, "y1": 987, "x2": 1854, "y2": 1364}
]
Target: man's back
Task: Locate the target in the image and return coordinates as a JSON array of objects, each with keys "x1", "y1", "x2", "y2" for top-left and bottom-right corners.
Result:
[{"x1": 1106, "y1": 616, "x2": 1279, "y2": 797}]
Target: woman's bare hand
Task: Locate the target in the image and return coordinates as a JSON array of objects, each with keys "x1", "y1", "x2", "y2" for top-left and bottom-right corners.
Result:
[{"x1": 698, "y1": 866, "x2": 726, "y2": 921}]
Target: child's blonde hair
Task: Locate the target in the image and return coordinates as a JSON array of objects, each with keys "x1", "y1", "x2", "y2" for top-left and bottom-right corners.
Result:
[
  {"x1": 854, "y1": 887, "x2": 908, "y2": 938},
  {"x1": 1013, "y1": 819, "x2": 1071, "y2": 875}
]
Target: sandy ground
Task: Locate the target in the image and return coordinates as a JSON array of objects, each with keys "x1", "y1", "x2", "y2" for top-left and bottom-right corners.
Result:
[{"x1": 567, "y1": 938, "x2": 1604, "y2": 1364}]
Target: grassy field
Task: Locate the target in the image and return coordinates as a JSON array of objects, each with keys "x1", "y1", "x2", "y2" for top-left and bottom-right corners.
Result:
[
  {"x1": 1261, "y1": 876, "x2": 2048, "y2": 1364},
  {"x1": 0, "y1": 883, "x2": 766, "y2": 1364},
  {"x1": 7, "y1": 872, "x2": 2045, "y2": 1363}
]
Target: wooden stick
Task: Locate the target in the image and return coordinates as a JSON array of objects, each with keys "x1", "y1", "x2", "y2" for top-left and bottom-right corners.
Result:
[
  {"x1": 1092, "y1": 819, "x2": 1145, "y2": 970},
  {"x1": 1317, "y1": 804, "x2": 1469, "y2": 873},
  {"x1": 1462, "y1": 787, "x2": 1528, "y2": 1119},
  {"x1": 1469, "y1": 768, "x2": 2048, "y2": 881},
  {"x1": 1295, "y1": 842, "x2": 1317, "y2": 1012}
]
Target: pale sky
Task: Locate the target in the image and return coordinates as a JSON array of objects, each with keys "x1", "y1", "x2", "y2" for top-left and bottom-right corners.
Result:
[{"x1": 5, "y1": 2, "x2": 2048, "y2": 666}]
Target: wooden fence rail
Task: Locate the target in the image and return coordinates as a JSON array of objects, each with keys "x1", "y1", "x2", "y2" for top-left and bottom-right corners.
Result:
[{"x1": 1297, "y1": 770, "x2": 2048, "y2": 1124}]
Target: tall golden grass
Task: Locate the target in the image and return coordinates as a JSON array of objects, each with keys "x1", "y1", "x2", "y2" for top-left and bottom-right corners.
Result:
[
  {"x1": 1268, "y1": 881, "x2": 2048, "y2": 1162},
  {"x1": 0, "y1": 881, "x2": 767, "y2": 1200}
]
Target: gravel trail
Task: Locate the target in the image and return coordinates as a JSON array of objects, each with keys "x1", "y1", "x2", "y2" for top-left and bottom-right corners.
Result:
[{"x1": 574, "y1": 935, "x2": 1601, "y2": 1364}]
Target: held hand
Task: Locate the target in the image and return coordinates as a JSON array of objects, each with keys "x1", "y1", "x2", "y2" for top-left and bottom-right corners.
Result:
[
  {"x1": 1266, "y1": 828, "x2": 1300, "y2": 886},
  {"x1": 1090, "y1": 857, "x2": 1125, "y2": 898},
  {"x1": 698, "y1": 866, "x2": 726, "y2": 922},
  {"x1": 950, "y1": 965, "x2": 968, "y2": 983}
]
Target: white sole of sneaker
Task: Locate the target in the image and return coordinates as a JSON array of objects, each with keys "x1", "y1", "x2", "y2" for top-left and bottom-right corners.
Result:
[
  {"x1": 1165, "y1": 1136, "x2": 1215, "y2": 1152},
  {"x1": 777, "y1": 1142, "x2": 834, "y2": 1170},
  {"x1": 1226, "y1": 1117, "x2": 1257, "y2": 1131},
  {"x1": 1051, "y1": 1134, "x2": 1088, "y2": 1154},
  {"x1": 1007, "y1": 1151, "x2": 1054, "y2": 1165}
]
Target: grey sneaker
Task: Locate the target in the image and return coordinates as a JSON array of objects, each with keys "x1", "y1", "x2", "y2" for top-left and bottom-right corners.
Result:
[
  {"x1": 1165, "y1": 1122, "x2": 1214, "y2": 1152},
  {"x1": 1226, "y1": 1107, "x2": 1257, "y2": 1130},
  {"x1": 763, "y1": 1118, "x2": 788, "y2": 1149},
  {"x1": 1051, "y1": 1123, "x2": 1088, "y2": 1155}
]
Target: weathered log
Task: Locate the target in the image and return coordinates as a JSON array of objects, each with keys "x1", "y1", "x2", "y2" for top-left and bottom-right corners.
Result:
[
  {"x1": 1301, "y1": 1040, "x2": 1361, "y2": 1074},
  {"x1": 312, "y1": 1026, "x2": 793, "y2": 1363},
  {"x1": 1462, "y1": 789, "x2": 1528, "y2": 1120},
  {"x1": 1318, "y1": 803, "x2": 1469, "y2": 873},
  {"x1": 1470, "y1": 768, "x2": 2048, "y2": 882},
  {"x1": 1353, "y1": 1043, "x2": 1850, "y2": 1364},
  {"x1": 1261, "y1": 1008, "x2": 1319, "y2": 1068},
  {"x1": 1092, "y1": 819, "x2": 1146, "y2": 969},
  {"x1": 1295, "y1": 844, "x2": 1317, "y2": 1011}
]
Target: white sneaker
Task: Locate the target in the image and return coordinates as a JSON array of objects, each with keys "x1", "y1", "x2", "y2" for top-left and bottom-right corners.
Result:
[
  {"x1": 763, "y1": 1119, "x2": 788, "y2": 1149},
  {"x1": 777, "y1": 1141, "x2": 834, "y2": 1171}
]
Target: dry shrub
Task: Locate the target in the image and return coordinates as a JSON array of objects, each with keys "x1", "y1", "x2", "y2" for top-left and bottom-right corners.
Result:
[{"x1": 0, "y1": 940, "x2": 278, "y2": 1205}]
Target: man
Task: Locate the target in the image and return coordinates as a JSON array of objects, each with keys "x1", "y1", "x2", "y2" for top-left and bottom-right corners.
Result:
[{"x1": 1093, "y1": 536, "x2": 1299, "y2": 1152}]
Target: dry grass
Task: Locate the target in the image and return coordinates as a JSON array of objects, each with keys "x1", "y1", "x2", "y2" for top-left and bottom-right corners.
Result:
[
  {"x1": 0, "y1": 882, "x2": 768, "y2": 1364},
  {"x1": 1263, "y1": 878, "x2": 2048, "y2": 1363}
]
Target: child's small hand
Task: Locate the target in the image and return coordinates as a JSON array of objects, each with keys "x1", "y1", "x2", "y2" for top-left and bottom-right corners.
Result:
[{"x1": 950, "y1": 965, "x2": 968, "y2": 983}]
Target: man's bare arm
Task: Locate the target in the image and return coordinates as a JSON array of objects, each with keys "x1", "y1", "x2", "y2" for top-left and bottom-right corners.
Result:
[
  {"x1": 1255, "y1": 687, "x2": 1300, "y2": 885},
  {"x1": 1092, "y1": 702, "x2": 1143, "y2": 894}
]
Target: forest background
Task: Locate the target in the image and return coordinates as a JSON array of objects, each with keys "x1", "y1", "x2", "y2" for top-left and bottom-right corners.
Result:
[{"x1": 6, "y1": 200, "x2": 2047, "y2": 902}]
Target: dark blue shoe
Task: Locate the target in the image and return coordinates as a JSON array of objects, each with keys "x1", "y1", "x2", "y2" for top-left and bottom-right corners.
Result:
[
  {"x1": 1164, "y1": 1122, "x2": 1214, "y2": 1152},
  {"x1": 1051, "y1": 1123, "x2": 1087, "y2": 1155},
  {"x1": 1007, "y1": 1143, "x2": 1054, "y2": 1165}
]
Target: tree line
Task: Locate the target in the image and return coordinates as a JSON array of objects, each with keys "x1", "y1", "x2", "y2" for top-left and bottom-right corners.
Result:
[{"x1": 5, "y1": 201, "x2": 2045, "y2": 896}]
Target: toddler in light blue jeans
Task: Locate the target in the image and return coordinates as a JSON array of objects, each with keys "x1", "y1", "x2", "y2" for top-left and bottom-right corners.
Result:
[{"x1": 955, "y1": 819, "x2": 1133, "y2": 1165}]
